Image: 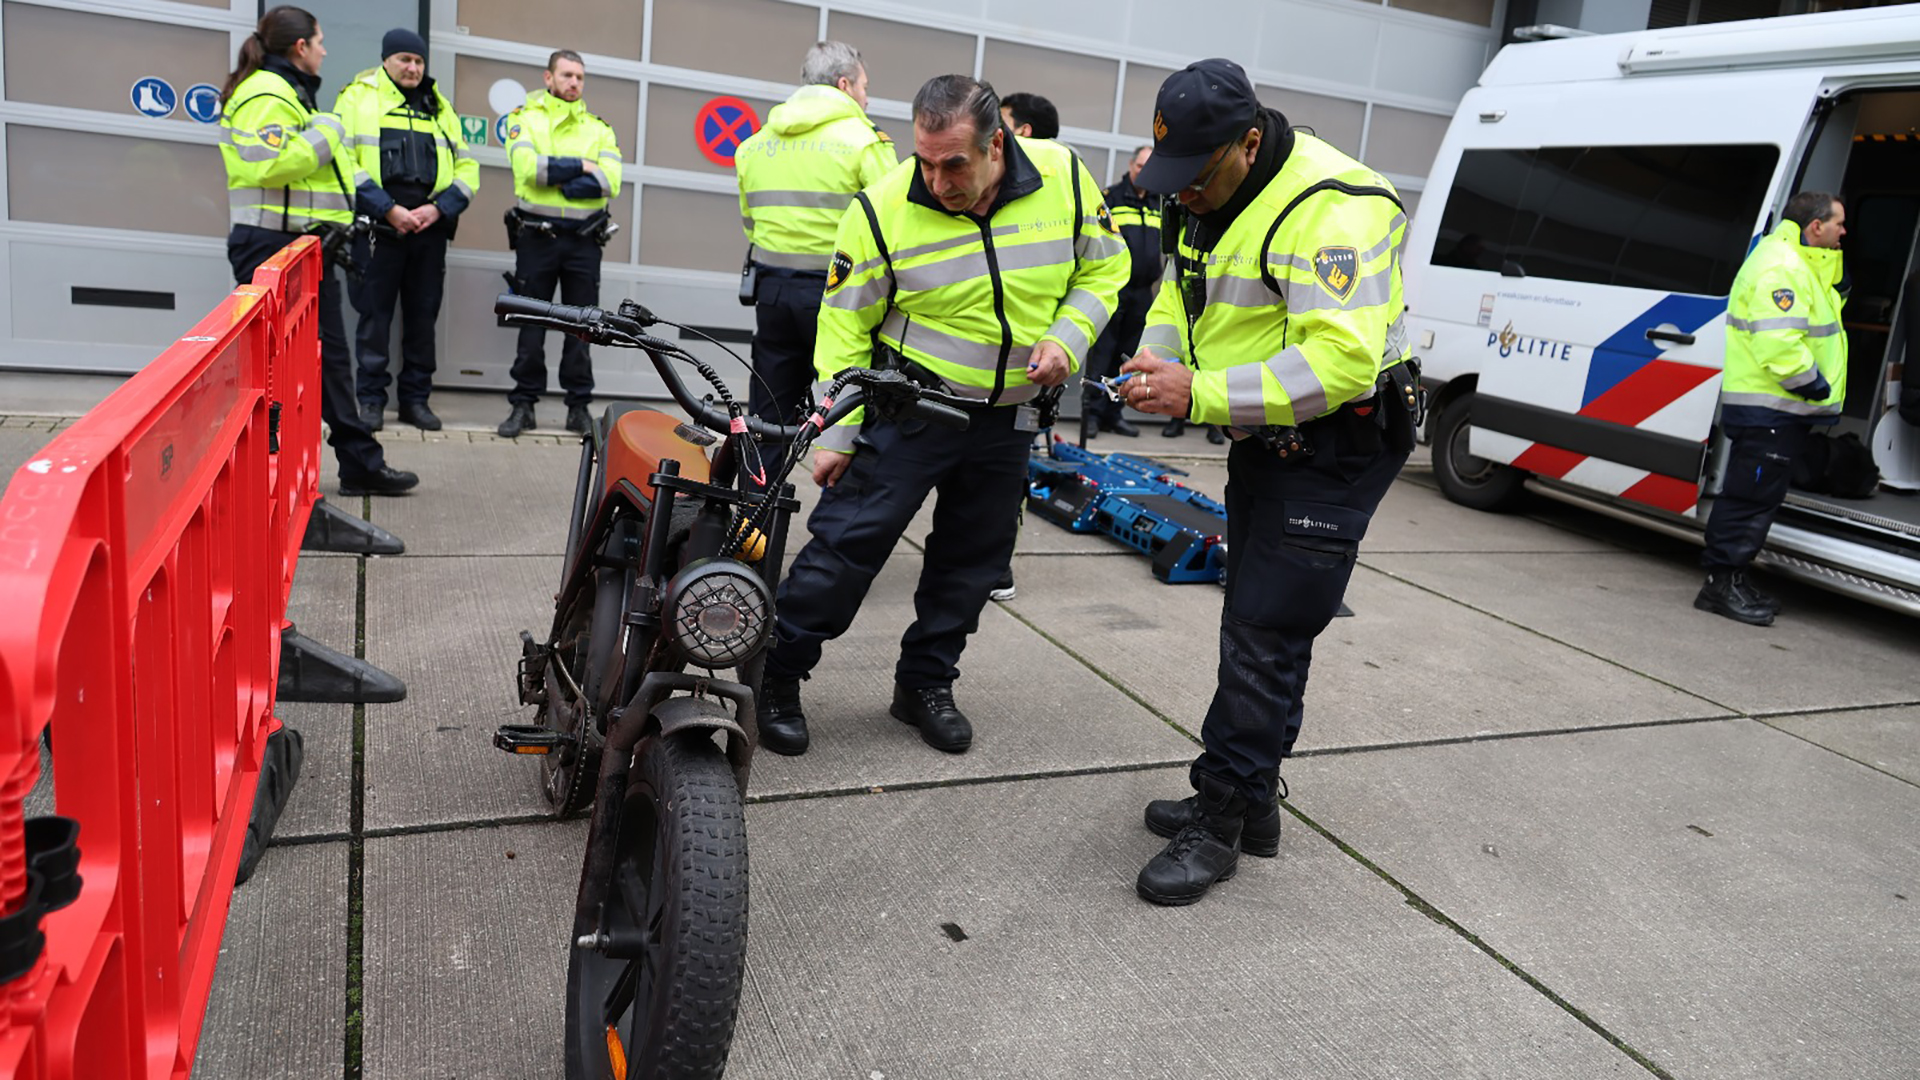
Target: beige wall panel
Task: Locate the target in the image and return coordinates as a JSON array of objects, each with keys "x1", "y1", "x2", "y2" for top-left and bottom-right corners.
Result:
[
  {"x1": 450, "y1": 165, "x2": 635, "y2": 255},
  {"x1": 450, "y1": 57, "x2": 637, "y2": 156},
  {"x1": 1365, "y1": 104, "x2": 1449, "y2": 179},
  {"x1": 651, "y1": 0, "x2": 819, "y2": 82},
  {"x1": 640, "y1": 187, "x2": 747, "y2": 273},
  {"x1": 3, "y1": 4, "x2": 229, "y2": 125},
  {"x1": 1390, "y1": 0, "x2": 1496, "y2": 25},
  {"x1": 8, "y1": 126, "x2": 225, "y2": 236},
  {"x1": 823, "y1": 13, "x2": 977, "y2": 104},
  {"x1": 644, "y1": 85, "x2": 784, "y2": 175},
  {"x1": 1119, "y1": 62, "x2": 1175, "y2": 140},
  {"x1": 1259, "y1": 85, "x2": 1367, "y2": 157},
  {"x1": 454, "y1": 0, "x2": 644, "y2": 60},
  {"x1": 980, "y1": 40, "x2": 1118, "y2": 133}
]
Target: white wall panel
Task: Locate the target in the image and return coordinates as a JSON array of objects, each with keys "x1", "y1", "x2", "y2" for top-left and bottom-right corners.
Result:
[
  {"x1": 1259, "y1": 4, "x2": 1387, "y2": 88},
  {"x1": 1375, "y1": 20, "x2": 1493, "y2": 100}
]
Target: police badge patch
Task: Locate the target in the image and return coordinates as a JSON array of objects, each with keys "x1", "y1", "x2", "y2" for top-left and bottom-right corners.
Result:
[
  {"x1": 259, "y1": 124, "x2": 286, "y2": 149},
  {"x1": 1313, "y1": 246, "x2": 1359, "y2": 302},
  {"x1": 1772, "y1": 288, "x2": 1796, "y2": 311},
  {"x1": 827, "y1": 250, "x2": 853, "y2": 292},
  {"x1": 1096, "y1": 204, "x2": 1118, "y2": 235}
]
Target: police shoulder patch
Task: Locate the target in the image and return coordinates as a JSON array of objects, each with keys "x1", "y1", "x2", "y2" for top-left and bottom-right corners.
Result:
[
  {"x1": 1772, "y1": 287, "x2": 1796, "y2": 312},
  {"x1": 827, "y1": 250, "x2": 854, "y2": 292},
  {"x1": 258, "y1": 123, "x2": 286, "y2": 149},
  {"x1": 1313, "y1": 246, "x2": 1359, "y2": 302},
  {"x1": 506, "y1": 123, "x2": 522, "y2": 141},
  {"x1": 1096, "y1": 204, "x2": 1118, "y2": 235},
  {"x1": 872, "y1": 125, "x2": 892, "y2": 143}
]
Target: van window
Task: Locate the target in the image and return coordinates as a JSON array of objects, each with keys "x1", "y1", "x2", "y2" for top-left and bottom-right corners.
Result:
[{"x1": 1434, "y1": 143, "x2": 1779, "y2": 296}]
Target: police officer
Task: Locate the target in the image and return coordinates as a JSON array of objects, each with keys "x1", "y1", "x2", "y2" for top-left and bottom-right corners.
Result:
[
  {"x1": 734, "y1": 41, "x2": 897, "y2": 427},
  {"x1": 1119, "y1": 59, "x2": 1415, "y2": 905},
  {"x1": 498, "y1": 50, "x2": 623, "y2": 438},
  {"x1": 1000, "y1": 92, "x2": 1059, "y2": 140},
  {"x1": 756, "y1": 75, "x2": 1128, "y2": 757},
  {"x1": 220, "y1": 5, "x2": 417, "y2": 497},
  {"x1": 1081, "y1": 145, "x2": 1160, "y2": 442},
  {"x1": 337, "y1": 28, "x2": 478, "y2": 433},
  {"x1": 1695, "y1": 191, "x2": 1849, "y2": 626}
]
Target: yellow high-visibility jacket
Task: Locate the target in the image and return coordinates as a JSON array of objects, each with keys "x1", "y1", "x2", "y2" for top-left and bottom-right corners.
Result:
[
  {"x1": 814, "y1": 134, "x2": 1130, "y2": 451},
  {"x1": 506, "y1": 90, "x2": 622, "y2": 223},
  {"x1": 735, "y1": 84, "x2": 897, "y2": 272},
  {"x1": 1139, "y1": 130, "x2": 1409, "y2": 429},
  {"x1": 333, "y1": 66, "x2": 477, "y2": 223},
  {"x1": 220, "y1": 61, "x2": 353, "y2": 231},
  {"x1": 1719, "y1": 218, "x2": 1846, "y2": 426}
]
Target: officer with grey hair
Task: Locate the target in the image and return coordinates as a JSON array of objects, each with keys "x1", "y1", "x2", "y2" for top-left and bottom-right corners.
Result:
[{"x1": 734, "y1": 41, "x2": 898, "y2": 427}]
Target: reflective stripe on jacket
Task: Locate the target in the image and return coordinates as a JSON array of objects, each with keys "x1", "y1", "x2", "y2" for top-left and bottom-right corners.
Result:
[
  {"x1": 221, "y1": 66, "x2": 353, "y2": 231},
  {"x1": 813, "y1": 133, "x2": 1130, "y2": 451},
  {"x1": 1720, "y1": 218, "x2": 1846, "y2": 426},
  {"x1": 735, "y1": 84, "x2": 898, "y2": 271},
  {"x1": 506, "y1": 90, "x2": 623, "y2": 221},
  {"x1": 1140, "y1": 132, "x2": 1408, "y2": 429},
  {"x1": 1104, "y1": 179, "x2": 1164, "y2": 290},
  {"x1": 333, "y1": 67, "x2": 478, "y2": 221}
]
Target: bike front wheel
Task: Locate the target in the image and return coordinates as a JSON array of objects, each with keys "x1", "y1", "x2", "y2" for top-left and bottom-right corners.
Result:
[{"x1": 565, "y1": 731, "x2": 749, "y2": 1080}]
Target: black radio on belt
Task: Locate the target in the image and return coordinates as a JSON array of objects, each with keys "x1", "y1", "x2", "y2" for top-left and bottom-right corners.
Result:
[{"x1": 1250, "y1": 425, "x2": 1310, "y2": 460}]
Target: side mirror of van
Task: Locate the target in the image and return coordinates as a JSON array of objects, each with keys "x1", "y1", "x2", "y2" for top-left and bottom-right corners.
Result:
[{"x1": 1500, "y1": 260, "x2": 1526, "y2": 278}]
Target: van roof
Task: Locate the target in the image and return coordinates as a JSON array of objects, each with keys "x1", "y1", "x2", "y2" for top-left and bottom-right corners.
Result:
[{"x1": 1483, "y1": 6, "x2": 1920, "y2": 86}]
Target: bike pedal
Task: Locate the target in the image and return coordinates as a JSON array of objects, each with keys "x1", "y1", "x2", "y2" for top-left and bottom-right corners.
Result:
[{"x1": 494, "y1": 724, "x2": 573, "y2": 756}]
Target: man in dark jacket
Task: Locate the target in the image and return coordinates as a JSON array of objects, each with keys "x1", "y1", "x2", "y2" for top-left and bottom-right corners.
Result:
[{"x1": 1081, "y1": 145, "x2": 1161, "y2": 440}]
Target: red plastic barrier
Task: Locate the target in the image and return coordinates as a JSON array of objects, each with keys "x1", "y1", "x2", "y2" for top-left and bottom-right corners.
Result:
[{"x1": 0, "y1": 237, "x2": 324, "y2": 1079}]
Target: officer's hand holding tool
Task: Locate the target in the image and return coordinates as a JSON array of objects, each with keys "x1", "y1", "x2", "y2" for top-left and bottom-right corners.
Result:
[
  {"x1": 1093, "y1": 372, "x2": 1138, "y2": 402},
  {"x1": 1026, "y1": 340, "x2": 1072, "y2": 387}
]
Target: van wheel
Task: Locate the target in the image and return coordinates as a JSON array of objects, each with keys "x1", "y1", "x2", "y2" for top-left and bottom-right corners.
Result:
[{"x1": 1433, "y1": 395, "x2": 1526, "y2": 512}]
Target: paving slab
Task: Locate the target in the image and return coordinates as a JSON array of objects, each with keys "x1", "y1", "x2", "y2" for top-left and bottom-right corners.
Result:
[
  {"x1": 1002, "y1": 553, "x2": 1725, "y2": 752},
  {"x1": 363, "y1": 554, "x2": 562, "y2": 829},
  {"x1": 361, "y1": 820, "x2": 581, "y2": 1080},
  {"x1": 746, "y1": 557, "x2": 1199, "y2": 799},
  {"x1": 275, "y1": 701, "x2": 352, "y2": 840},
  {"x1": 356, "y1": 780, "x2": 1640, "y2": 1080},
  {"x1": 285, "y1": 550, "x2": 357, "y2": 660},
  {"x1": 729, "y1": 770, "x2": 1640, "y2": 1079},
  {"x1": 1302, "y1": 719, "x2": 1920, "y2": 1080},
  {"x1": 0, "y1": 427, "x2": 55, "y2": 498},
  {"x1": 1364, "y1": 549, "x2": 1920, "y2": 715},
  {"x1": 1764, "y1": 705, "x2": 1920, "y2": 786},
  {"x1": 365, "y1": 439, "x2": 580, "y2": 556},
  {"x1": 193, "y1": 841, "x2": 347, "y2": 1080}
]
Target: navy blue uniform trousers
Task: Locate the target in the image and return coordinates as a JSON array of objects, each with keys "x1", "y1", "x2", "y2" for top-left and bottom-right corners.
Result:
[
  {"x1": 1194, "y1": 410, "x2": 1408, "y2": 807},
  {"x1": 1701, "y1": 421, "x2": 1809, "y2": 570},
  {"x1": 228, "y1": 224, "x2": 388, "y2": 483},
  {"x1": 766, "y1": 405, "x2": 1030, "y2": 689},
  {"x1": 351, "y1": 227, "x2": 448, "y2": 410},
  {"x1": 509, "y1": 229, "x2": 600, "y2": 407},
  {"x1": 748, "y1": 268, "x2": 827, "y2": 428}
]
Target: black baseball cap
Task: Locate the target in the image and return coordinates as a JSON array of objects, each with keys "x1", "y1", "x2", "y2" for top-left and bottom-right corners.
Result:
[{"x1": 1135, "y1": 59, "x2": 1260, "y2": 195}]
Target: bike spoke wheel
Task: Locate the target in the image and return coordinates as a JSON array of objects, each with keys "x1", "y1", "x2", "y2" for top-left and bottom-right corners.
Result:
[{"x1": 565, "y1": 733, "x2": 748, "y2": 1080}]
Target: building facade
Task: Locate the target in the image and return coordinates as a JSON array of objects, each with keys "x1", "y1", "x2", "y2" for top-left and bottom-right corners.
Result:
[{"x1": 0, "y1": 0, "x2": 1502, "y2": 394}]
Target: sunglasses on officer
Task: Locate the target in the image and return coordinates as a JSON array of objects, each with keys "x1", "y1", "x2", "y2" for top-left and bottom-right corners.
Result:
[{"x1": 1185, "y1": 137, "x2": 1245, "y2": 194}]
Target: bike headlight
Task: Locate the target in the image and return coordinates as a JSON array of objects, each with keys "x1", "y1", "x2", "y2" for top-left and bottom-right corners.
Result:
[{"x1": 662, "y1": 560, "x2": 773, "y2": 667}]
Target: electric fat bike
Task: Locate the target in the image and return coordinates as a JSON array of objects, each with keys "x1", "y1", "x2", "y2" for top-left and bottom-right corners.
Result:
[{"x1": 490, "y1": 294, "x2": 969, "y2": 1080}]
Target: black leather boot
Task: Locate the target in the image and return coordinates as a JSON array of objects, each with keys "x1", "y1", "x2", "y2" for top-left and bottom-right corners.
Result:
[
  {"x1": 1161, "y1": 417, "x2": 1187, "y2": 438},
  {"x1": 1137, "y1": 776, "x2": 1245, "y2": 906},
  {"x1": 1694, "y1": 569, "x2": 1774, "y2": 626},
  {"x1": 497, "y1": 403, "x2": 536, "y2": 438},
  {"x1": 1730, "y1": 569, "x2": 1780, "y2": 616},
  {"x1": 1145, "y1": 792, "x2": 1281, "y2": 856},
  {"x1": 758, "y1": 676, "x2": 809, "y2": 756},
  {"x1": 890, "y1": 684, "x2": 972, "y2": 753}
]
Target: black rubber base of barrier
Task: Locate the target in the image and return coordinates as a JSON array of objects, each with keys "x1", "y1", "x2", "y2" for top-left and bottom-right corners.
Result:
[
  {"x1": 236, "y1": 727, "x2": 304, "y2": 886},
  {"x1": 1337, "y1": 603, "x2": 1354, "y2": 618},
  {"x1": 279, "y1": 623, "x2": 407, "y2": 704},
  {"x1": 302, "y1": 497, "x2": 405, "y2": 555}
]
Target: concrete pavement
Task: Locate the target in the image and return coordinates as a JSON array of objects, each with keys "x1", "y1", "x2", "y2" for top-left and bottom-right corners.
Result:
[{"x1": 3, "y1": 391, "x2": 1918, "y2": 1079}]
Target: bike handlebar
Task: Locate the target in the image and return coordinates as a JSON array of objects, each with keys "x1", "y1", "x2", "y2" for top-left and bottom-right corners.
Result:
[{"x1": 493, "y1": 294, "x2": 973, "y2": 444}]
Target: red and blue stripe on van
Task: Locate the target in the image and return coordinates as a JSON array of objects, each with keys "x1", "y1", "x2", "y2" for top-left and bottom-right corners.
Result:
[{"x1": 1509, "y1": 294, "x2": 1727, "y2": 513}]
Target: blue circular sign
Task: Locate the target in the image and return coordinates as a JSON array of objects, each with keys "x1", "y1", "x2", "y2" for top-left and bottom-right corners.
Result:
[
  {"x1": 130, "y1": 76, "x2": 176, "y2": 119},
  {"x1": 183, "y1": 83, "x2": 221, "y2": 124},
  {"x1": 496, "y1": 115, "x2": 514, "y2": 146}
]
